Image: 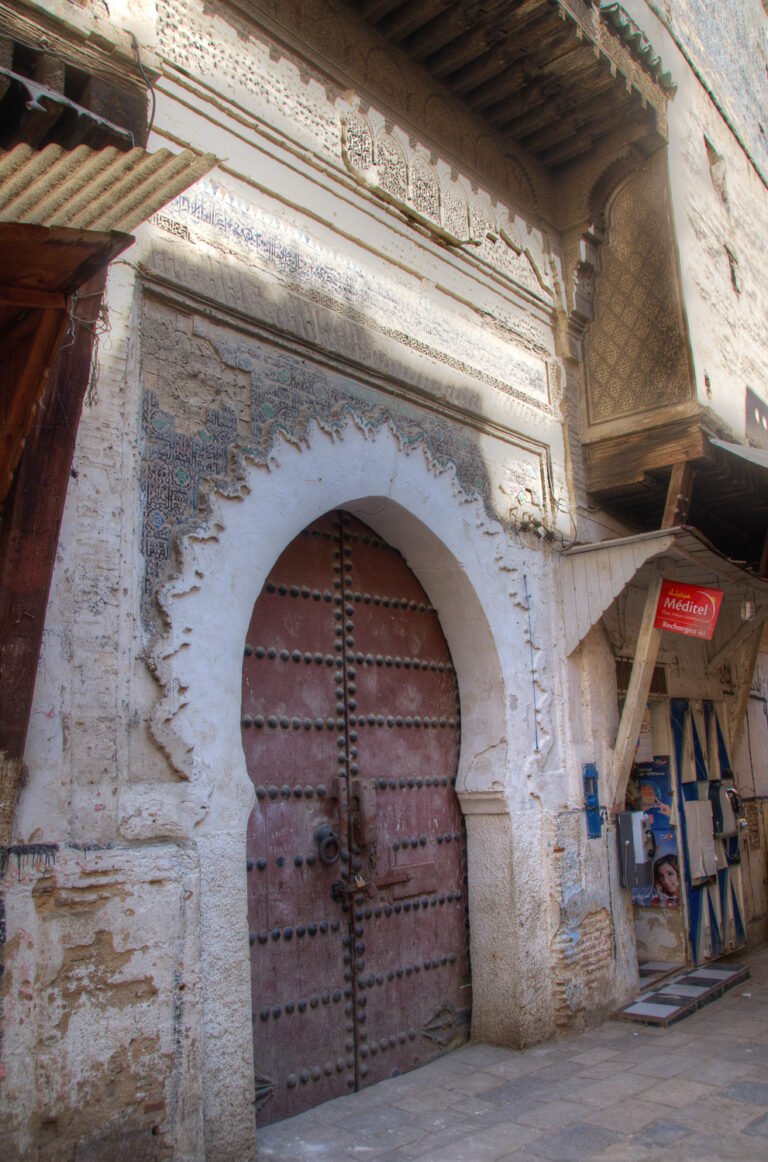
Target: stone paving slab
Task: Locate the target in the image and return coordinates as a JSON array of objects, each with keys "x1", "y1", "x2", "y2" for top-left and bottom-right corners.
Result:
[{"x1": 257, "y1": 948, "x2": 768, "y2": 1162}]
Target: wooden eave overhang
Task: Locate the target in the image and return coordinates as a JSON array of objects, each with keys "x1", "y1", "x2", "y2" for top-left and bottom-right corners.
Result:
[
  {"x1": 583, "y1": 415, "x2": 768, "y2": 571},
  {"x1": 0, "y1": 222, "x2": 130, "y2": 502},
  {"x1": 0, "y1": 143, "x2": 216, "y2": 501},
  {"x1": 340, "y1": 0, "x2": 674, "y2": 170}
]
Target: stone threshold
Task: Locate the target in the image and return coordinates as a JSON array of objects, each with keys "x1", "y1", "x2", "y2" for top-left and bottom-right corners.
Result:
[{"x1": 615, "y1": 961, "x2": 751, "y2": 1026}]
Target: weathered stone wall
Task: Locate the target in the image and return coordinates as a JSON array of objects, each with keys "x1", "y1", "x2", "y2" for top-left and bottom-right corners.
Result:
[
  {"x1": 733, "y1": 643, "x2": 768, "y2": 950},
  {"x1": 3, "y1": 0, "x2": 768, "y2": 1157},
  {"x1": 1, "y1": 845, "x2": 203, "y2": 1162},
  {"x1": 625, "y1": 0, "x2": 768, "y2": 437},
  {"x1": 646, "y1": 0, "x2": 768, "y2": 185},
  {"x1": 1, "y1": 2, "x2": 582, "y2": 1153}
]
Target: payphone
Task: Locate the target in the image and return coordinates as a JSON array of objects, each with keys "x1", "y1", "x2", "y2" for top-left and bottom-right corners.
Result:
[
  {"x1": 709, "y1": 774, "x2": 743, "y2": 840},
  {"x1": 617, "y1": 810, "x2": 656, "y2": 890}
]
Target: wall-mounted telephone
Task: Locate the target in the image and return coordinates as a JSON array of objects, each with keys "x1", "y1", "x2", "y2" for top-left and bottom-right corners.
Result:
[
  {"x1": 710, "y1": 775, "x2": 744, "y2": 840},
  {"x1": 617, "y1": 810, "x2": 657, "y2": 889}
]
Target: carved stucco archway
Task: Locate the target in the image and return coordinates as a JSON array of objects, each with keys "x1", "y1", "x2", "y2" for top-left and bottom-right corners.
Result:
[{"x1": 145, "y1": 420, "x2": 546, "y2": 1159}]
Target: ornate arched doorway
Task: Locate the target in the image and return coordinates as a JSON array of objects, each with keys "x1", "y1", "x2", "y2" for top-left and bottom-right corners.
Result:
[{"x1": 242, "y1": 509, "x2": 470, "y2": 1125}]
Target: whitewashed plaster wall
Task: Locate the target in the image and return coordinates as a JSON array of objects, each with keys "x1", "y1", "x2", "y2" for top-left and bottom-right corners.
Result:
[
  {"x1": 731, "y1": 639, "x2": 768, "y2": 949},
  {"x1": 624, "y1": 0, "x2": 768, "y2": 437},
  {"x1": 7, "y1": 395, "x2": 603, "y2": 1159},
  {"x1": 0, "y1": 3, "x2": 669, "y2": 1159}
]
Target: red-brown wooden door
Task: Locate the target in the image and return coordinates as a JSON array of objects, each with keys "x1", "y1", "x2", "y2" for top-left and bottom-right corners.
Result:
[{"x1": 242, "y1": 511, "x2": 470, "y2": 1125}]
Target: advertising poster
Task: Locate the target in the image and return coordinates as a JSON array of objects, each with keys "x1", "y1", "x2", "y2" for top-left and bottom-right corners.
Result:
[{"x1": 626, "y1": 759, "x2": 680, "y2": 907}]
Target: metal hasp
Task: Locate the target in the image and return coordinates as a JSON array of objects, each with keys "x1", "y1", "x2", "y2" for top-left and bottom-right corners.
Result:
[
  {"x1": 583, "y1": 762, "x2": 602, "y2": 838},
  {"x1": 242, "y1": 510, "x2": 470, "y2": 1125}
]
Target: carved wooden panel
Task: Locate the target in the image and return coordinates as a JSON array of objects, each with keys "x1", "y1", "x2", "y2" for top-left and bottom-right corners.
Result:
[{"x1": 585, "y1": 166, "x2": 692, "y2": 426}]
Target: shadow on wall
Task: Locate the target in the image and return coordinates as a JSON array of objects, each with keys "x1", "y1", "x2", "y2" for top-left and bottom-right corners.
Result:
[{"x1": 138, "y1": 227, "x2": 548, "y2": 634}]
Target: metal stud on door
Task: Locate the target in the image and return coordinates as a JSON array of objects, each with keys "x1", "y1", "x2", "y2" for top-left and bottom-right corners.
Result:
[{"x1": 242, "y1": 512, "x2": 470, "y2": 1126}]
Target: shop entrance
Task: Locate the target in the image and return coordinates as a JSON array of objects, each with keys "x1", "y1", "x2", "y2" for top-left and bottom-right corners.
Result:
[
  {"x1": 625, "y1": 698, "x2": 746, "y2": 974},
  {"x1": 242, "y1": 510, "x2": 470, "y2": 1125}
]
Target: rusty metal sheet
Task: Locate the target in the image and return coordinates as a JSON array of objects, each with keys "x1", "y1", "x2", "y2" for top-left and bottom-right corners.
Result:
[{"x1": 243, "y1": 511, "x2": 469, "y2": 1125}]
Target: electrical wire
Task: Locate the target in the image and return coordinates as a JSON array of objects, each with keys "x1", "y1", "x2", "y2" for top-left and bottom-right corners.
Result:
[{"x1": 127, "y1": 31, "x2": 156, "y2": 139}]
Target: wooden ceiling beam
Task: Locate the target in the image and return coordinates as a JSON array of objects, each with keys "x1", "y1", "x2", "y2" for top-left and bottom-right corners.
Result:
[
  {"x1": 464, "y1": 42, "x2": 595, "y2": 124},
  {"x1": 464, "y1": 25, "x2": 580, "y2": 110},
  {"x1": 380, "y1": 0, "x2": 459, "y2": 43},
  {"x1": 490, "y1": 64, "x2": 614, "y2": 138},
  {"x1": 478, "y1": 47, "x2": 607, "y2": 129},
  {"x1": 538, "y1": 113, "x2": 652, "y2": 167},
  {"x1": 479, "y1": 78, "x2": 563, "y2": 133},
  {"x1": 413, "y1": 0, "x2": 549, "y2": 75},
  {"x1": 518, "y1": 83, "x2": 640, "y2": 155},
  {"x1": 447, "y1": 48, "x2": 515, "y2": 98},
  {"x1": 531, "y1": 96, "x2": 650, "y2": 164},
  {"x1": 540, "y1": 41, "x2": 611, "y2": 90},
  {"x1": 445, "y1": 7, "x2": 553, "y2": 93},
  {"x1": 402, "y1": 2, "x2": 487, "y2": 64},
  {"x1": 344, "y1": 0, "x2": 670, "y2": 171},
  {"x1": 359, "y1": 0, "x2": 409, "y2": 23}
]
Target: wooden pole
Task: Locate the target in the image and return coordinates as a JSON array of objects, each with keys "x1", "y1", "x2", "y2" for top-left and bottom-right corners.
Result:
[
  {"x1": 611, "y1": 561, "x2": 664, "y2": 813},
  {"x1": 661, "y1": 460, "x2": 696, "y2": 529}
]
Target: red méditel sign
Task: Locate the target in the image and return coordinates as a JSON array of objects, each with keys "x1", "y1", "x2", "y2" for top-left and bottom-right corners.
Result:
[{"x1": 654, "y1": 580, "x2": 724, "y2": 640}]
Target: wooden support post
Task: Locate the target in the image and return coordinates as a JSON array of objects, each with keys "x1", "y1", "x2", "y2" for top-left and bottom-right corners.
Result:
[
  {"x1": 759, "y1": 529, "x2": 768, "y2": 579},
  {"x1": 661, "y1": 460, "x2": 696, "y2": 528},
  {"x1": 611, "y1": 562, "x2": 664, "y2": 813}
]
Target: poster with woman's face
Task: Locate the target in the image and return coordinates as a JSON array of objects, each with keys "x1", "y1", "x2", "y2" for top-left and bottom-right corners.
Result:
[{"x1": 628, "y1": 760, "x2": 680, "y2": 908}]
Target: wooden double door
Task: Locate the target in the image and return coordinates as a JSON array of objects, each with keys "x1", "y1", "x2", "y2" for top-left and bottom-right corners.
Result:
[{"x1": 242, "y1": 511, "x2": 470, "y2": 1125}]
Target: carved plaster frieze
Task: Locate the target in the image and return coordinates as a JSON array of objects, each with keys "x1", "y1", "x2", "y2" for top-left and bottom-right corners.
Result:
[
  {"x1": 139, "y1": 302, "x2": 554, "y2": 637},
  {"x1": 156, "y1": 0, "x2": 548, "y2": 218},
  {"x1": 340, "y1": 107, "x2": 559, "y2": 307},
  {"x1": 142, "y1": 415, "x2": 521, "y2": 787},
  {"x1": 150, "y1": 178, "x2": 556, "y2": 405}
]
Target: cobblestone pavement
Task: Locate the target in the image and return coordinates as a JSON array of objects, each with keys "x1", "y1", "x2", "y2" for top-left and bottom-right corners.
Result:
[{"x1": 257, "y1": 948, "x2": 768, "y2": 1161}]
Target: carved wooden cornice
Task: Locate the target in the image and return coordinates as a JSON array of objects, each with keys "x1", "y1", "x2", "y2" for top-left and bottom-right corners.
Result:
[{"x1": 340, "y1": 0, "x2": 674, "y2": 171}]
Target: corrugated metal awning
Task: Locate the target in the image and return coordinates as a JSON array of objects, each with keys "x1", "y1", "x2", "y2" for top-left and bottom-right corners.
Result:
[
  {"x1": 0, "y1": 142, "x2": 216, "y2": 234},
  {"x1": 559, "y1": 526, "x2": 768, "y2": 658}
]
